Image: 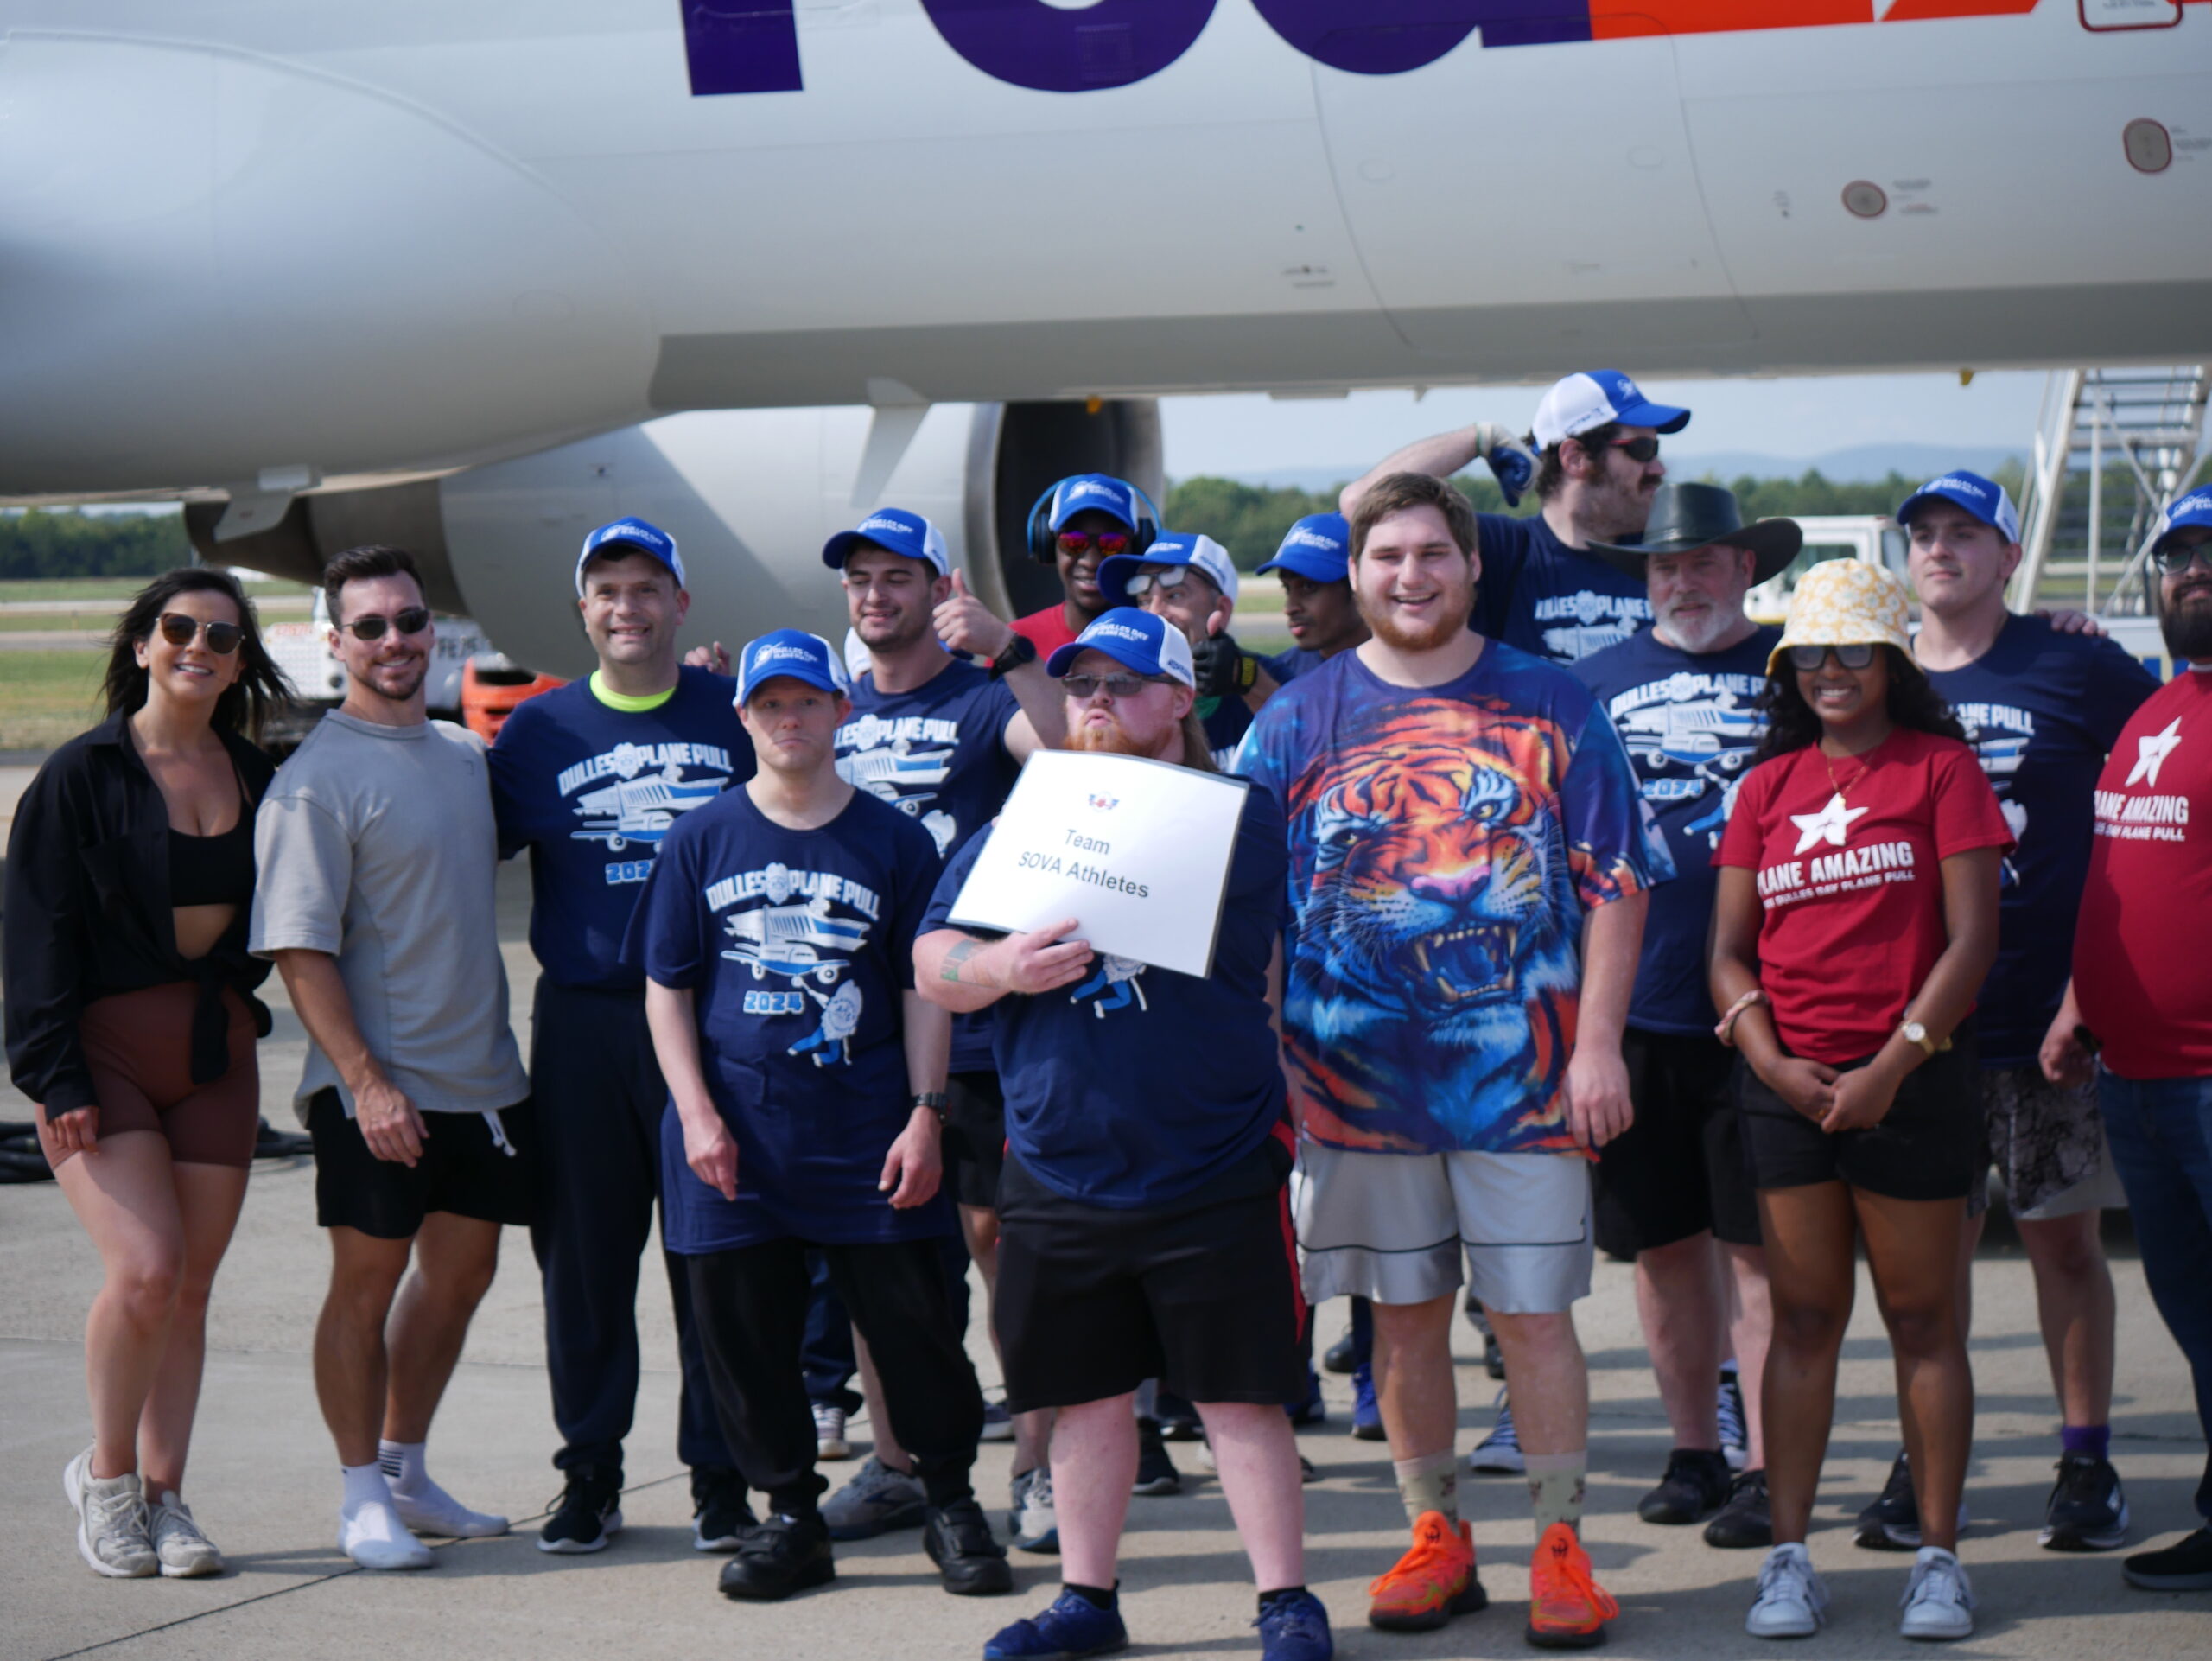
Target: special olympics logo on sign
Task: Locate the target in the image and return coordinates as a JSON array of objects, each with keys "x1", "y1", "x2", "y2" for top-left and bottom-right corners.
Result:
[{"x1": 1089, "y1": 793, "x2": 1119, "y2": 811}]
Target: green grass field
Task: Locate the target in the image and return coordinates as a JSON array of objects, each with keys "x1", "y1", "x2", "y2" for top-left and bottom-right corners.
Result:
[
  {"x1": 0, "y1": 651, "x2": 107, "y2": 751},
  {"x1": 0, "y1": 576, "x2": 311, "y2": 603}
]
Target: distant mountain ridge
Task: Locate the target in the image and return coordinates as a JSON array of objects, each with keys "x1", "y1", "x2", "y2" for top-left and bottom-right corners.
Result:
[{"x1": 1189, "y1": 444, "x2": 2025, "y2": 494}]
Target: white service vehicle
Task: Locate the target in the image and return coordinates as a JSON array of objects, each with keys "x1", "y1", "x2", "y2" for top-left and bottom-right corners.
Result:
[{"x1": 262, "y1": 589, "x2": 492, "y2": 748}]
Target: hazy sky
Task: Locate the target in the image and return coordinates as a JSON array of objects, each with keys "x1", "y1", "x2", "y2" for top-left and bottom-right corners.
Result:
[{"x1": 1159, "y1": 369, "x2": 2055, "y2": 477}]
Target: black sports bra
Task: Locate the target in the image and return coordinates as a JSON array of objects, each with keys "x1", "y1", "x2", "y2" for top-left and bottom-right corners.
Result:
[{"x1": 168, "y1": 760, "x2": 256, "y2": 909}]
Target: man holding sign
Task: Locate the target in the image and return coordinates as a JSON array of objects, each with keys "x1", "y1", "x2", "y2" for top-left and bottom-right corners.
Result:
[
  {"x1": 915, "y1": 609, "x2": 1333, "y2": 1661},
  {"x1": 1240, "y1": 472, "x2": 1669, "y2": 1651}
]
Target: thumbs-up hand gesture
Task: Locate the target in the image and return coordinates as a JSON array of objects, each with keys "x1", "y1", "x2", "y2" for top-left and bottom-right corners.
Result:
[{"x1": 934, "y1": 569, "x2": 1015, "y2": 664}]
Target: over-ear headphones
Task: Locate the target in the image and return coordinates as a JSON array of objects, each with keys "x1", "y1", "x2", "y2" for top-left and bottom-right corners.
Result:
[{"x1": 1024, "y1": 476, "x2": 1162, "y2": 564}]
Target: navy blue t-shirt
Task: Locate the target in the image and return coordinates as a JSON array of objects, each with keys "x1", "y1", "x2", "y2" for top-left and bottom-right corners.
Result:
[
  {"x1": 921, "y1": 786, "x2": 1290, "y2": 1210},
  {"x1": 1574, "y1": 626, "x2": 1780, "y2": 1034},
  {"x1": 1264, "y1": 646, "x2": 1325, "y2": 684},
  {"x1": 1477, "y1": 512, "x2": 1652, "y2": 664},
  {"x1": 489, "y1": 668, "x2": 753, "y2": 992},
  {"x1": 626, "y1": 786, "x2": 950, "y2": 1252},
  {"x1": 836, "y1": 660, "x2": 1023, "y2": 1072},
  {"x1": 1923, "y1": 615, "x2": 2158, "y2": 1066},
  {"x1": 1201, "y1": 695, "x2": 1254, "y2": 771}
]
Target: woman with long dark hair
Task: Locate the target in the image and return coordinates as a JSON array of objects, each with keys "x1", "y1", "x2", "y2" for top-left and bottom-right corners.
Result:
[
  {"x1": 5, "y1": 567, "x2": 290, "y2": 1579},
  {"x1": 1707, "y1": 560, "x2": 2009, "y2": 1643}
]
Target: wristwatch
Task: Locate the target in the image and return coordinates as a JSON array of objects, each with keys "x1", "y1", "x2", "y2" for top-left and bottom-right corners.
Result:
[
  {"x1": 1900, "y1": 1019, "x2": 1948, "y2": 1058},
  {"x1": 912, "y1": 1091, "x2": 949, "y2": 1122},
  {"x1": 988, "y1": 632, "x2": 1037, "y2": 680}
]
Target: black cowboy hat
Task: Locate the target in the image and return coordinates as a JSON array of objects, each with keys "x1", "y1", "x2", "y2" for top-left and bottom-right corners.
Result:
[{"x1": 1586, "y1": 481, "x2": 1802, "y2": 585}]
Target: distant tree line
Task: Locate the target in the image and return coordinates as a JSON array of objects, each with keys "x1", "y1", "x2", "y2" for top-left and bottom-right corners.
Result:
[
  {"x1": 0, "y1": 509, "x2": 191, "y2": 580},
  {"x1": 1166, "y1": 461, "x2": 2033, "y2": 573}
]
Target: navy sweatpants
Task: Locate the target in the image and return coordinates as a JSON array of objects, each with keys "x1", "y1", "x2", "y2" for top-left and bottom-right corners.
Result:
[{"x1": 530, "y1": 979, "x2": 732, "y2": 1477}]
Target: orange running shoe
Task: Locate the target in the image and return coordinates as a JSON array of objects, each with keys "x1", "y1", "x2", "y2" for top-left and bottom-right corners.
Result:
[
  {"x1": 1525, "y1": 1521, "x2": 1619, "y2": 1650},
  {"x1": 1366, "y1": 1511, "x2": 1488, "y2": 1632}
]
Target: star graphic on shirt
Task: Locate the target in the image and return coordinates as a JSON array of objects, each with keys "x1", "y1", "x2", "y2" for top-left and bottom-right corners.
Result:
[
  {"x1": 2126, "y1": 717, "x2": 2183, "y2": 788},
  {"x1": 1789, "y1": 792, "x2": 1868, "y2": 855}
]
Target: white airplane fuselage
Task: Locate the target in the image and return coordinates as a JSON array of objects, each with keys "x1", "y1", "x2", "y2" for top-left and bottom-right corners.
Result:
[{"x1": 4, "y1": 0, "x2": 2209, "y2": 500}]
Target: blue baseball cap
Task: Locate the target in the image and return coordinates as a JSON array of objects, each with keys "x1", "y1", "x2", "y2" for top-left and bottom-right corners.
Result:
[
  {"x1": 575, "y1": 516, "x2": 685, "y2": 596},
  {"x1": 1046, "y1": 474, "x2": 1142, "y2": 532},
  {"x1": 1045, "y1": 608, "x2": 1196, "y2": 687},
  {"x1": 821, "y1": 506, "x2": 950, "y2": 576},
  {"x1": 1531, "y1": 370, "x2": 1691, "y2": 449},
  {"x1": 2153, "y1": 488, "x2": 2212, "y2": 550},
  {"x1": 1098, "y1": 531, "x2": 1239, "y2": 607},
  {"x1": 736, "y1": 629, "x2": 850, "y2": 705},
  {"x1": 1897, "y1": 471, "x2": 2022, "y2": 544},
  {"x1": 1256, "y1": 513, "x2": 1351, "y2": 583}
]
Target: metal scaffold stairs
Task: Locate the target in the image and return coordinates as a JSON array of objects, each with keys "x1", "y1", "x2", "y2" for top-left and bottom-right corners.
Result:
[{"x1": 2012, "y1": 367, "x2": 2209, "y2": 619}]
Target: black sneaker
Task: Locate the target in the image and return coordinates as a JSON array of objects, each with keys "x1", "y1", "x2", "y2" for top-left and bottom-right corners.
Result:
[
  {"x1": 1152, "y1": 1390, "x2": 1203, "y2": 1442},
  {"x1": 1704, "y1": 1469, "x2": 1772, "y2": 1549},
  {"x1": 1638, "y1": 1448, "x2": 1732, "y2": 1524},
  {"x1": 2041, "y1": 1454, "x2": 2130, "y2": 1552},
  {"x1": 717, "y1": 1511, "x2": 834, "y2": 1601},
  {"x1": 538, "y1": 1466, "x2": 623, "y2": 1555},
  {"x1": 1133, "y1": 1419, "x2": 1182, "y2": 1496},
  {"x1": 2123, "y1": 1524, "x2": 2212, "y2": 1591},
  {"x1": 1484, "y1": 1332, "x2": 1505, "y2": 1382},
  {"x1": 1323, "y1": 1330, "x2": 1359, "y2": 1375},
  {"x1": 691, "y1": 1467, "x2": 756, "y2": 1553},
  {"x1": 1855, "y1": 1450, "x2": 1920, "y2": 1550},
  {"x1": 923, "y1": 1498, "x2": 1014, "y2": 1596}
]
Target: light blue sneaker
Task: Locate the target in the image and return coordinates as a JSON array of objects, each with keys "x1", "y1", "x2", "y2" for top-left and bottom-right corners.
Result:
[
  {"x1": 1256, "y1": 1589, "x2": 1333, "y2": 1661},
  {"x1": 983, "y1": 1588, "x2": 1128, "y2": 1659},
  {"x1": 1470, "y1": 1389, "x2": 1523, "y2": 1475}
]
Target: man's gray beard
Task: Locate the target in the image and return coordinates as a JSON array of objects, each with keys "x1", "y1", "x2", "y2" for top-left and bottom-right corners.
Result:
[
  {"x1": 1657, "y1": 602, "x2": 1745, "y2": 654},
  {"x1": 2162, "y1": 591, "x2": 2212, "y2": 661}
]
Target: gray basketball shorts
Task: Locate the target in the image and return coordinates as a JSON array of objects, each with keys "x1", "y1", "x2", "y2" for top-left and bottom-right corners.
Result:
[{"x1": 1294, "y1": 1141, "x2": 1594, "y2": 1314}]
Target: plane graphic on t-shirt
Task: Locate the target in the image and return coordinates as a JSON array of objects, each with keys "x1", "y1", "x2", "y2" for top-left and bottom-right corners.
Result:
[
  {"x1": 569, "y1": 765, "x2": 728, "y2": 851},
  {"x1": 1790, "y1": 792, "x2": 1867, "y2": 854},
  {"x1": 720, "y1": 897, "x2": 870, "y2": 985},
  {"x1": 2127, "y1": 717, "x2": 2183, "y2": 787}
]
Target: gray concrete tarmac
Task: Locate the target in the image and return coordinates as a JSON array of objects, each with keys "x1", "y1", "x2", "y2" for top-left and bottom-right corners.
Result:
[{"x1": 3, "y1": 862, "x2": 2208, "y2": 1661}]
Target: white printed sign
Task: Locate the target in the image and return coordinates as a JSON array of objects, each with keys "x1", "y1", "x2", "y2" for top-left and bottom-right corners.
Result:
[
  {"x1": 2078, "y1": 0, "x2": 2180, "y2": 29},
  {"x1": 946, "y1": 750, "x2": 1249, "y2": 979}
]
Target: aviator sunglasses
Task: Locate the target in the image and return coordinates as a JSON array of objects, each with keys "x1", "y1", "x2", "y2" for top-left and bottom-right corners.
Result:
[
  {"x1": 156, "y1": 613, "x2": 242, "y2": 655},
  {"x1": 1120, "y1": 567, "x2": 1203, "y2": 598},
  {"x1": 1788, "y1": 643, "x2": 1876, "y2": 671},
  {"x1": 338, "y1": 606, "x2": 432, "y2": 641}
]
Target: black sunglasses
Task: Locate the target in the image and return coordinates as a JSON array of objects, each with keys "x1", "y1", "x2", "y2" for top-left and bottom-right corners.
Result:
[
  {"x1": 1607, "y1": 436, "x2": 1662, "y2": 463},
  {"x1": 2153, "y1": 543, "x2": 2212, "y2": 576},
  {"x1": 1060, "y1": 673, "x2": 1166, "y2": 701},
  {"x1": 156, "y1": 613, "x2": 242, "y2": 655},
  {"x1": 339, "y1": 607, "x2": 432, "y2": 641},
  {"x1": 1788, "y1": 643, "x2": 1876, "y2": 671}
]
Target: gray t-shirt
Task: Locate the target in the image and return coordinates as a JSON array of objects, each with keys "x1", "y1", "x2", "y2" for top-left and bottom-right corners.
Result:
[{"x1": 251, "y1": 711, "x2": 528, "y2": 1122}]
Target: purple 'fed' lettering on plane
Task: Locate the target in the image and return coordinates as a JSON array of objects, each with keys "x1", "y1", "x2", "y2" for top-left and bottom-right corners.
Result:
[
  {"x1": 682, "y1": 0, "x2": 804, "y2": 95},
  {"x1": 1249, "y1": 1, "x2": 1589, "y2": 73},
  {"x1": 918, "y1": 0, "x2": 1217, "y2": 93}
]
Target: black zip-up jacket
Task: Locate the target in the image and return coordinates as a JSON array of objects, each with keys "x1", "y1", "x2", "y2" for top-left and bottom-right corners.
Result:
[{"x1": 4, "y1": 714, "x2": 277, "y2": 1115}]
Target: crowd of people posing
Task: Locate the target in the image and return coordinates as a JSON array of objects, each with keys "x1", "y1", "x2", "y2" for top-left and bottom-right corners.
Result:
[{"x1": 11, "y1": 368, "x2": 2212, "y2": 1658}]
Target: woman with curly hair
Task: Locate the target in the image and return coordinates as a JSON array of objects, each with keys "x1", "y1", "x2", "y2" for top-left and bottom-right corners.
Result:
[
  {"x1": 1707, "y1": 559, "x2": 2010, "y2": 1642},
  {"x1": 5, "y1": 567, "x2": 290, "y2": 1579}
]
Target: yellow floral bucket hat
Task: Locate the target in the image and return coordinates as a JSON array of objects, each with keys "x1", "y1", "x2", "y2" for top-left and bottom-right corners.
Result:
[{"x1": 1768, "y1": 558, "x2": 1914, "y2": 676}]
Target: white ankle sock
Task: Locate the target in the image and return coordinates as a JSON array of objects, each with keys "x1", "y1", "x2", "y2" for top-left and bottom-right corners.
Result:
[
  {"x1": 378, "y1": 1440, "x2": 428, "y2": 1494},
  {"x1": 342, "y1": 1462, "x2": 393, "y2": 1513}
]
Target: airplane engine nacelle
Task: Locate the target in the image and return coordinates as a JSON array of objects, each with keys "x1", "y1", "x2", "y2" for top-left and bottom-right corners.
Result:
[{"x1": 187, "y1": 399, "x2": 1162, "y2": 679}]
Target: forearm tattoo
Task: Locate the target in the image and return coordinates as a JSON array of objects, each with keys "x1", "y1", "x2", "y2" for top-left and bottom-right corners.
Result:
[{"x1": 940, "y1": 938, "x2": 988, "y2": 984}]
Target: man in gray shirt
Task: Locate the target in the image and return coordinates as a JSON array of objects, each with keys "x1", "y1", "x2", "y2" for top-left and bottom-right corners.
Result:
[{"x1": 251, "y1": 545, "x2": 533, "y2": 1571}]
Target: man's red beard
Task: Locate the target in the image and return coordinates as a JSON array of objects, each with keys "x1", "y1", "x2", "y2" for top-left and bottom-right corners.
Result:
[
  {"x1": 1359, "y1": 591, "x2": 1475, "y2": 653},
  {"x1": 1066, "y1": 709, "x2": 1181, "y2": 760}
]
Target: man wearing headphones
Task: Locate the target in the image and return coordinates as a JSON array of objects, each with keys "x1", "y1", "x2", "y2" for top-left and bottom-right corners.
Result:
[{"x1": 1009, "y1": 475, "x2": 1160, "y2": 659}]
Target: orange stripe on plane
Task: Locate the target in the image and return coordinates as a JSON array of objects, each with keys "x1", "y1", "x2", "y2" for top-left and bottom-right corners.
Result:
[{"x1": 1589, "y1": 0, "x2": 2037, "y2": 38}]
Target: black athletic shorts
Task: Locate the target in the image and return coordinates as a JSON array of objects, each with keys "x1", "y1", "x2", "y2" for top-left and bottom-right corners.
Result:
[
  {"x1": 939, "y1": 1071, "x2": 1006, "y2": 1211},
  {"x1": 1594, "y1": 1028, "x2": 1762, "y2": 1256},
  {"x1": 993, "y1": 1136, "x2": 1305, "y2": 1414},
  {"x1": 1736, "y1": 1022, "x2": 1983, "y2": 1203},
  {"x1": 308, "y1": 1089, "x2": 538, "y2": 1239}
]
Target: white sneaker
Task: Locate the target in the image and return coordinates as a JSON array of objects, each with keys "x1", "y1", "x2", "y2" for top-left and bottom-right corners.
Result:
[
  {"x1": 1468, "y1": 1388, "x2": 1524, "y2": 1475},
  {"x1": 149, "y1": 1491, "x2": 225, "y2": 1577},
  {"x1": 814, "y1": 1402, "x2": 853, "y2": 1461},
  {"x1": 1008, "y1": 1467, "x2": 1058, "y2": 1554},
  {"x1": 1900, "y1": 1546, "x2": 1975, "y2": 1640},
  {"x1": 340, "y1": 1497, "x2": 435, "y2": 1570},
  {"x1": 389, "y1": 1477, "x2": 508, "y2": 1539},
  {"x1": 63, "y1": 1448, "x2": 156, "y2": 1578},
  {"x1": 1746, "y1": 1542, "x2": 1829, "y2": 1639}
]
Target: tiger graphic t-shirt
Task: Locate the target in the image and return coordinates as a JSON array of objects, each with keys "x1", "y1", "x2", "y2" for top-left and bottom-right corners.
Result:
[{"x1": 1237, "y1": 642, "x2": 1672, "y2": 1157}]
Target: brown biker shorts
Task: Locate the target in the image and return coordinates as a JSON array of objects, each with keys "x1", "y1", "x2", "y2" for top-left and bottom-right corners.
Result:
[{"x1": 37, "y1": 983, "x2": 259, "y2": 1170}]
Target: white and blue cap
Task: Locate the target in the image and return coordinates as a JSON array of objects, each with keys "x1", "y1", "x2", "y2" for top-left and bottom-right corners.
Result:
[
  {"x1": 1256, "y1": 512, "x2": 1351, "y2": 583},
  {"x1": 736, "y1": 628, "x2": 850, "y2": 705},
  {"x1": 2154, "y1": 488, "x2": 2212, "y2": 550},
  {"x1": 1897, "y1": 471, "x2": 2022, "y2": 544},
  {"x1": 821, "y1": 506, "x2": 950, "y2": 576},
  {"x1": 1098, "y1": 531, "x2": 1239, "y2": 606},
  {"x1": 575, "y1": 516, "x2": 685, "y2": 596},
  {"x1": 1045, "y1": 608, "x2": 1195, "y2": 688},
  {"x1": 1046, "y1": 473, "x2": 1142, "y2": 532},
  {"x1": 1531, "y1": 370, "x2": 1692, "y2": 449}
]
